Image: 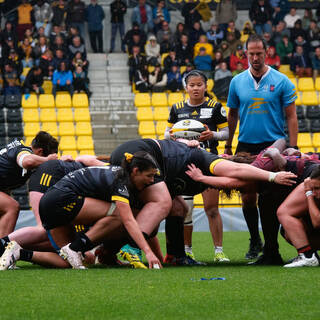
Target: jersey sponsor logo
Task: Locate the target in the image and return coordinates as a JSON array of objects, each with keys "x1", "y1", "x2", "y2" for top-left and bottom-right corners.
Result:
[
  {"x1": 39, "y1": 173, "x2": 53, "y2": 187},
  {"x1": 191, "y1": 110, "x2": 198, "y2": 116},
  {"x1": 0, "y1": 147, "x2": 7, "y2": 155},
  {"x1": 248, "y1": 98, "x2": 268, "y2": 110},
  {"x1": 220, "y1": 107, "x2": 227, "y2": 117},
  {"x1": 270, "y1": 84, "x2": 275, "y2": 92},
  {"x1": 177, "y1": 113, "x2": 190, "y2": 118},
  {"x1": 200, "y1": 108, "x2": 212, "y2": 118},
  {"x1": 117, "y1": 186, "x2": 128, "y2": 194}
]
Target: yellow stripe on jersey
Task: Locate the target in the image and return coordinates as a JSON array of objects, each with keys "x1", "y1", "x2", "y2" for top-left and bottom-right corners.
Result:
[
  {"x1": 217, "y1": 122, "x2": 228, "y2": 129},
  {"x1": 42, "y1": 174, "x2": 49, "y2": 186},
  {"x1": 112, "y1": 196, "x2": 129, "y2": 204},
  {"x1": 46, "y1": 175, "x2": 52, "y2": 186},
  {"x1": 209, "y1": 158, "x2": 226, "y2": 175},
  {"x1": 17, "y1": 150, "x2": 32, "y2": 158},
  {"x1": 39, "y1": 173, "x2": 45, "y2": 185}
]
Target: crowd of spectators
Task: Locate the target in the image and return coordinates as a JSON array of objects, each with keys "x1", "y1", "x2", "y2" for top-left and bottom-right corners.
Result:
[
  {"x1": 127, "y1": 0, "x2": 320, "y2": 97},
  {"x1": 0, "y1": 0, "x2": 97, "y2": 97}
]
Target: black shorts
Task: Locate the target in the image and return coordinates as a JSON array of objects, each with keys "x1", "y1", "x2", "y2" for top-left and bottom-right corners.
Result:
[
  {"x1": 39, "y1": 187, "x2": 85, "y2": 230},
  {"x1": 236, "y1": 141, "x2": 276, "y2": 155}
]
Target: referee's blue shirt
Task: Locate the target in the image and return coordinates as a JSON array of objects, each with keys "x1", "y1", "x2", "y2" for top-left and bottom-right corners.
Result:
[{"x1": 227, "y1": 67, "x2": 297, "y2": 144}]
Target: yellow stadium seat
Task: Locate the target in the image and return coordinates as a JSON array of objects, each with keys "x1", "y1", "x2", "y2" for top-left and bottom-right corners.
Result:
[
  {"x1": 153, "y1": 107, "x2": 169, "y2": 121},
  {"x1": 315, "y1": 77, "x2": 320, "y2": 91},
  {"x1": 312, "y1": 133, "x2": 320, "y2": 147},
  {"x1": 55, "y1": 93, "x2": 72, "y2": 108},
  {"x1": 141, "y1": 135, "x2": 157, "y2": 139},
  {"x1": 155, "y1": 121, "x2": 168, "y2": 135},
  {"x1": 148, "y1": 65, "x2": 155, "y2": 73},
  {"x1": 136, "y1": 107, "x2": 153, "y2": 121},
  {"x1": 39, "y1": 94, "x2": 55, "y2": 108},
  {"x1": 42, "y1": 122, "x2": 58, "y2": 136},
  {"x1": 207, "y1": 79, "x2": 214, "y2": 92},
  {"x1": 168, "y1": 92, "x2": 184, "y2": 106},
  {"x1": 24, "y1": 136, "x2": 33, "y2": 146},
  {"x1": 279, "y1": 65, "x2": 294, "y2": 76},
  {"x1": 75, "y1": 122, "x2": 92, "y2": 136},
  {"x1": 138, "y1": 121, "x2": 156, "y2": 136},
  {"x1": 57, "y1": 108, "x2": 74, "y2": 122},
  {"x1": 72, "y1": 93, "x2": 89, "y2": 108},
  {"x1": 23, "y1": 109, "x2": 39, "y2": 123},
  {"x1": 74, "y1": 108, "x2": 91, "y2": 122},
  {"x1": 79, "y1": 149, "x2": 95, "y2": 155},
  {"x1": 152, "y1": 93, "x2": 168, "y2": 108},
  {"x1": 301, "y1": 91, "x2": 318, "y2": 106},
  {"x1": 59, "y1": 122, "x2": 75, "y2": 136},
  {"x1": 59, "y1": 136, "x2": 77, "y2": 150},
  {"x1": 297, "y1": 133, "x2": 312, "y2": 148},
  {"x1": 288, "y1": 77, "x2": 298, "y2": 89},
  {"x1": 61, "y1": 150, "x2": 78, "y2": 158},
  {"x1": 40, "y1": 108, "x2": 56, "y2": 122},
  {"x1": 42, "y1": 80, "x2": 53, "y2": 94},
  {"x1": 157, "y1": 134, "x2": 165, "y2": 139},
  {"x1": 22, "y1": 94, "x2": 38, "y2": 108},
  {"x1": 24, "y1": 122, "x2": 41, "y2": 137},
  {"x1": 295, "y1": 92, "x2": 301, "y2": 106},
  {"x1": 193, "y1": 193, "x2": 204, "y2": 208},
  {"x1": 134, "y1": 93, "x2": 151, "y2": 108},
  {"x1": 300, "y1": 147, "x2": 315, "y2": 154},
  {"x1": 220, "y1": 191, "x2": 242, "y2": 206},
  {"x1": 180, "y1": 66, "x2": 186, "y2": 74},
  {"x1": 298, "y1": 77, "x2": 315, "y2": 91},
  {"x1": 77, "y1": 136, "x2": 94, "y2": 151}
]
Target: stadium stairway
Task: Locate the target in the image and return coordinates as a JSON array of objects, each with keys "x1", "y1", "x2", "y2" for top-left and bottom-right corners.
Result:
[{"x1": 88, "y1": 52, "x2": 139, "y2": 155}]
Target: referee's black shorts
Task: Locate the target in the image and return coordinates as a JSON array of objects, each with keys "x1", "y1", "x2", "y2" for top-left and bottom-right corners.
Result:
[{"x1": 236, "y1": 141, "x2": 276, "y2": 155}]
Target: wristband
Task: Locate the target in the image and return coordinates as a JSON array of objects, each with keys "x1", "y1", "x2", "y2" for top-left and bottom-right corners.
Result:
[
  {"x1": 268, "y1": 172, "x2": 278, "y2": 182},
  {"x1": 225, "y1": 145, "x2": 232, "y2": 149},
  {"x1": 305, "y1": 190, "x2": 313, "y2": 197}
]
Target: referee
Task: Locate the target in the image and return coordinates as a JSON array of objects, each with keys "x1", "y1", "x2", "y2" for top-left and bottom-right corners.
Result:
[{"x1": 225, "y1": 34, "x2": 298, "y2": 264}]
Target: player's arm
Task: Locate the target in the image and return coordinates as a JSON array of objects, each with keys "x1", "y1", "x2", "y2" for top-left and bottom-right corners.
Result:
[
  {"x1": 17, "y1": 152, "x2": 58, "y2": 170},
  {"x1": 115, "y1": 200, "x2": 162, "y2": 268},
  {"x1": 75, "y1": 155, "x2": 107, "y2": 166},
  {"x1": 262, "y1": 144, "x2": 287, "y2": 171},
  {"x1": 304, "y1": 178, "x2": 320, "y2": 229},
  {"x1": 164, "y1": 122, "x2": 173, "y2": 140},
  {"x1": 285, "y1": 103, "x2": 298, "y2": 147}
]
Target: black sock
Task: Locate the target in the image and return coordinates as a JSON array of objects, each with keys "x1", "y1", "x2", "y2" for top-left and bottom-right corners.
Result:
[
  {"x1": 165, "y1": 216, "x2": 185, "y2": 258},
  {"x1": 242, "y1": 205, "x2": 260, "y2": 242},
  {"x1": 20, "y1": 249, "x2": 33, "y2": 262},
  {"x1": 0, "y1": 236, "x2": 10, "y2": 256},
  {"x1": 69, "y1": 233, "x2": 95, "y2": 253},
  {"x1": 298, "y1": 245, "x2": 314, "y2": 258}
]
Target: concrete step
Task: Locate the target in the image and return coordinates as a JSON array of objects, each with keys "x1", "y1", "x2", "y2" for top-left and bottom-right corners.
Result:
[
  {"x1": 93, "y1": 125, "x2": 138, "y2": 140},
  {"x1": 91, "y1": 111, "x2": 137, "y2": 125},
  {"x1": 95, "y1": 138, "x2": 136, "y2": 155},
  {"x1": 90, "y1": 98, "x2": 134, "y2": 110}
]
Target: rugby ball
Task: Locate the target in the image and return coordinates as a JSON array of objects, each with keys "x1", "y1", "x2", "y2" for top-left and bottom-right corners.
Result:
[{"x1": 171, "y1": 119, "x2": 206, "y2": 140}]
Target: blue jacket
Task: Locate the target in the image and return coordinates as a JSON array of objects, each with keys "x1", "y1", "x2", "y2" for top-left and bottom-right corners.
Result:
[
  {"x1": 167, "y1": 71, "x2": 182, "y2": 83},
  {"x1": 132, "y1": 4, "x2": 153, "y2": 29},
  {"x1": 85, "y1": 4, "x2": 105, "y2": 31},
  {"x1": 194, "y1": 55, "x2": 212, "y2": 71},
  {"x1": 152, "y1": 7, "x2": 170, "y2": 24},
  {"x1": 53, "y1": 70, "x2": 73, "y2": 86},
  {"x1": 312, "y1": 55, "x2": 320, "y2": 70}
]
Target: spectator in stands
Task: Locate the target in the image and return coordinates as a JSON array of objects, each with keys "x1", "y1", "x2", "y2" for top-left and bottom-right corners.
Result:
[
  {"x1": 225, "y1": 31, "x2": 242, "y2": 55},
  {"x1": 206, "y1": 22, "x2": 224, "y2": 49},
  {"x1": 24, "y1": 28, "x2": 36, "y2": 47},
  {"x1": 194, "y1": 35, "x2": 214, "y2": 58},
  {"x1": 17, "y1": 0, "x2": 34, "y2": 41},
  {"x1": 156, "y1": 21, "x2": 173, "y2": 45},
  {"x1": 307, "y1": 20, "x2": 320, "y2": 53},
  {"x1": 173, "y1": 23, "x2": 187, "y2": 46},
  {"x1": 8, "y1": 50, "x2": 23, "y2": 77},
  {"x1": 85, "y1": 0, "x2": 105, "y2": 53},
  {"x1": 134, "y1": 63, "x2": 149, "y2": 92},
  {"x1": 23, "y1": 66, "x2": 44, "y2": 94},
  {"x1": 249, "y1": 0, "x2": 273, "y2": 35},
  {"x1": 219, "y1": 40, "x2": 232, "y2": 65},
  {"x1": 159, "y1": 33, "x2": 171, "y2": 55},
  {"x1": 149, "y1": 62, "x2": 167, "y2": 92},
  {"x1": 39, "y1": 49, "x2": 54, "y2": 79},
  {"x1": 301, "y1": 9, "x2": 313, "y2": 30},
  {"x1": 20, "y1": 38, "x2": 34, "y2": 69},
  {"x1": 163, "y1": 48, "x2": 178, "y2": 73},
  {"x1": 52, "y1": 61, "x2": 74, "y2": 96},
  {"x1": 2, "y1": 37, "x2": 18, "y2": 59},
  {"x1": 270, "y1": 0, "x2": 289, "y2": 26},
  {"x1": 290, "y1": 19, "x2": 306, "y2": 42},
  {"x1": 1, "y1": 21, "x2": 17, "y2": 45},
  {"x1": 50, "y1": 34, "x2": 68, "y2": 55},
  {"x1": 229, "y1": 44, "x2": 248, "y2": 72},
  {"x1": 145, "y1": 34, "x2": 160, "y2": 65},
  {"x1": 181, "y1": 61, "x2": 194, "y2": 78},
  {"x1": 193, "y1": 47, "x2": 213, "y2": 79},
  {"x1": 34, "y1": 26, "x2": 47, "y2": 43},
  {"x1": 127, "y1": 32, "x2": 145, "y2": 55},
  {"x1": 212, "y1": 49, "x2": 224, "y2": 72},
  {"x1": 176, "y1": 33, "x2": 193, "y2": 66},
  {"x1": 214, "y1": 61, "x2": 232, "y2": 81},
  {"x1": 272, "y1": 20, "x2": 290, "y2": 45},
  {"x1": 181, "y1": 0, "x2": 201, "y2": 31},
  {"x1": 265, "y1": 46, "x2": 280, "y2": 70},
  {"x1": 52, "y1": 48, "x2": 68, "y2": 70},
  {"x1": 71, "y1": 51, "x2": 89, "y2": 73},
  {"x1": 232, "y1": 61, "x2": 245, "y2": 76},
  {"x1": 110, "y1": 0, "x2": 127, "y2": 53},
  {"x1": 215, "y1": 0, "x2": 237, "y2": 32},
  {"x1": 312, "y1": 47, "x2": 320, "y2": 81},
  {"x1": 66, "y1": 0, "x2": 86, "y2": 38},
  {"x1": 73, "y1": 64, "x2": 90, "y2": 96},
  {"x1": 124, "y1": 22, "x2": 146, "y2": 52},
  {"x1": 51, "y1": 0, "x2": 68, "y2": 28},
  {"x1": 189, "y1": 21, "x2": 205, "y2": 47},
  {"x1": 128, "y1": 45, "x2": 146, "y2": 83},
  {"x1": 213, "y1": 61, "x2": 232, "y2": 100},
  {"x1": 166, "y1": 63, "x2": 182, "y2": 92},
  {"x1": 66, "y1": 25, "x2": 84, "y2": 46},
  {"x1": 240, "y1": 21, "x2": 255, "y2": 45},
  {"x1": 225, "y1": 20, "x2": 241, "y2": 40},
  {"x1": 293, "y1": 35, "x2": 310, "y2": 53},
  {"x1": 262, "y1": 32, "x2": 275, "y2": 48},
  {"x1": 3, "y1": 62, "x2": 21, "y2": 96},
  {"x1": 284, "y1": 7, "x2": 301, "y2": 29},
  {"x1": 34, "y1": 0, "x2": 54, "y2": 37},
  {"x1": 276, "y1": 34, "x2": 293, "y2": 64},
  {"x1": 131, "y1": 0, "x2": 153, "y2": 34},
  {"x1": 153, "y1": 0, "x2": 170, "y2": 34},
  {"x1": 49, "y1": 25, "x2": 65, "y2": 44},
  {"x1": 32, "y1": 35, "x2": 49, "y2": 65},
  {"x1": 68, "y1": 35, "x2": 87, "y2": 60},
  {"x1": 290, "y1": 45, "x2": 312, "y2": 77}
]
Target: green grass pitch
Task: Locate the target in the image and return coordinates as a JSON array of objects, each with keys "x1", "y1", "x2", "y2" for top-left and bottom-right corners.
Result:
[{"x1": 0, "y1": 231, "x2": 319, "y2": 320}]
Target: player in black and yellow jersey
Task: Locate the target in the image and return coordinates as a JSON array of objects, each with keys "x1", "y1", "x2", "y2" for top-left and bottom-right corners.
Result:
[
  {"x1": 165, "y1": 70, "x2": 230, "y2": 263},
  {"x1": 0, "y1": 131, "x2": 58, "y2": 238}
]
